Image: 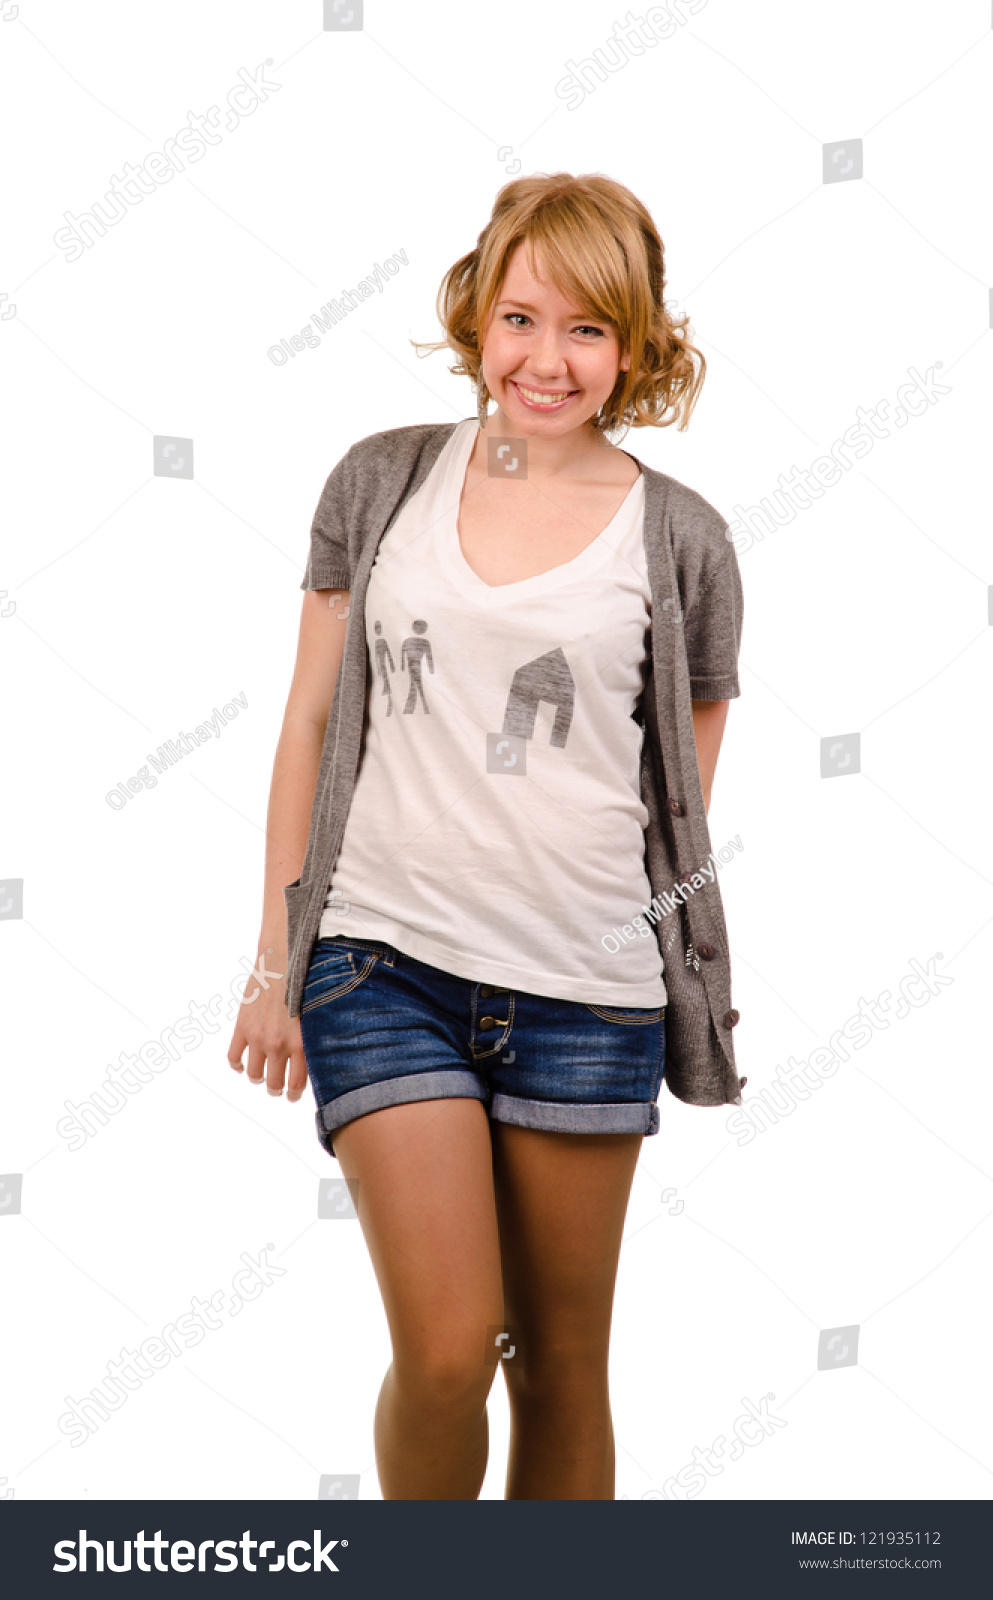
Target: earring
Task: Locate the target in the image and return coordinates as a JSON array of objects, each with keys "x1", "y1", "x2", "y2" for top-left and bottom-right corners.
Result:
[{"x1": 476, "y1": 376, "x2": 489, "y2": 429}]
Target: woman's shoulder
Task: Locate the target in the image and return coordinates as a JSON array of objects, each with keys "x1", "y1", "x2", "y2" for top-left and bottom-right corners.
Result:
[
  {"x1": 636, "y1": 457, "x2": 732, "y2": 561},
  {"x1": 635, "y1": 456, "x2": 724, "y2": 526},
  {"x1": 343, "y1": 419, "x2": 462, "y2": 472}
]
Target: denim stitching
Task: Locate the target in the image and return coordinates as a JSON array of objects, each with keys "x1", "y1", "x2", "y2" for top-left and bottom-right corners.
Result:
[
  {"x1": 300, "y1": 953, "x2": 379, "y2": 1014},
  {"x1": 584, "y1": 1003, "x2": 666, "y2": 1025},
  {"x1": 471, "y1": 991, "x2": 515, "y2": 1060},
  {"x1": 304, "y1": 951, "x2": 355, "y2": 985},
  {"x1": 320, "y1": 937, "x2": 396, "y2": 967}
]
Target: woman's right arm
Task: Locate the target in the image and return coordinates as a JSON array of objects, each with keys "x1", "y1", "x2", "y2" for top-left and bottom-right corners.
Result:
[{"x1": 226, "y1": 588, "x2": 351, "y2": 1101}]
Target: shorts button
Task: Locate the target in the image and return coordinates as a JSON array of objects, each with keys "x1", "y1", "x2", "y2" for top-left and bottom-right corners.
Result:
[
  {"x1": 479, "y1": 984, "x2": 494, "y2": 998},
  {"x1": 723, "y1": 1008, "x2": 740, "y2": 1028},
  {"x1": 478, "y1": 1015, "x2": 497, "y2": 1031},
  {"x1": 697, "y1": 940, "x2": 717, "y2": 960}
]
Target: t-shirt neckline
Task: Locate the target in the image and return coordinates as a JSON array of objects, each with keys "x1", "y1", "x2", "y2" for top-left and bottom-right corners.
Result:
[{"x1": 439, "y1": 419, "x2": 644, "y2": 604}]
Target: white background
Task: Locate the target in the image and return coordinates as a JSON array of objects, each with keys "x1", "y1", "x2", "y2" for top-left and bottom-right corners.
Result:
[{"x1": 1, "y1": 0, "x2": 991, "y2": 1503}]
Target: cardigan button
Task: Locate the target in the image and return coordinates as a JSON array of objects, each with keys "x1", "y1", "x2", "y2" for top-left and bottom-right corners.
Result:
[
  {"x1": 668, "y1": 798, "x2": 684, "y2": 816},
  {"x1": 723, "y1": 1009, "x2": 740, "y2": 1028},
  {"x1": 739, "y1": 1076, "x2": 748, "y2": 1090},
  {"x1": 697, "y1": 941, "x2": 717, "y2": 960}
]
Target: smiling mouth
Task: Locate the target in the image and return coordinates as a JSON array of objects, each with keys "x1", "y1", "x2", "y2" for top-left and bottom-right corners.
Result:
[{"x1": 510, "y1": 381, "x2": 577, "y2": 408}]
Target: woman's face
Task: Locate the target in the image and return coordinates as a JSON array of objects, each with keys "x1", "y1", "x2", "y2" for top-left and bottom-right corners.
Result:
[{"x1": 479, "y1": 241, "x2": 629, "y2": 437}]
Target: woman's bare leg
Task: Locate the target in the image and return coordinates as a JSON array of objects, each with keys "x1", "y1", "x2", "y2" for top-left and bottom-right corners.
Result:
[
  {"x1": 332, "y1": 1097, "x2": 505, "y2": 1500},
  {"x1": 490, "y1": 1123, "x2": 643, "y2": 1500}
]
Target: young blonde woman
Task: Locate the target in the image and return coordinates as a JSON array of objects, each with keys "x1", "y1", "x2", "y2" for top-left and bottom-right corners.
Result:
[{"x1": 228, "y1": 173, "x2": 744, "y2": 1501}]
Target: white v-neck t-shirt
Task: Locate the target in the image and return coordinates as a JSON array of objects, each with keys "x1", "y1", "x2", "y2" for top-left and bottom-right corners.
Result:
[{"x1": 319, "y1": 417, "x2": 666, "y2": 1006}]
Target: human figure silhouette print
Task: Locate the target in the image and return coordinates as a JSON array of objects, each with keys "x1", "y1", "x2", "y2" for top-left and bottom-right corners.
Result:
[
  {"x1": 373, "y1": 621, "x2": 396, "y2": 717},
  {"x1": 401, "y1": 620, "x2": 434, "y2": 714},
  {"x1": 501, "y1": 647, "x2": 575, "y2": 749}
]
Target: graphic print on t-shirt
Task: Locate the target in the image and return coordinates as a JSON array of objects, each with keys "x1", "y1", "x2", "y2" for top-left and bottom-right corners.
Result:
[
  {"x1": 501, "y1": 646, "x2": 575, "y2": 749},
  {"x1": 400, "y1": 619, "x2": 433, "y2": 714},
  {"x1": 374, "y1": 621, "x2": 575, "y2": 751},
  {"x1": 374, "y1": 618, "x2": 434, "y2": 715},
  {"x1": 373, "y1": 621, "x2": 396, "y2": 716}
]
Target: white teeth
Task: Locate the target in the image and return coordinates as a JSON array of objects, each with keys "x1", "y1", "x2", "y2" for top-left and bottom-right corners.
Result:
[{"x1": 517, "y1": 384, "x2": 570, "y2": 405}]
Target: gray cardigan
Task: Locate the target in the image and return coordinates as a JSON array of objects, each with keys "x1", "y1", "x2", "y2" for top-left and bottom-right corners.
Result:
[{"x1": 283, "y1": 421, "x2": 745, "y2": 1108}]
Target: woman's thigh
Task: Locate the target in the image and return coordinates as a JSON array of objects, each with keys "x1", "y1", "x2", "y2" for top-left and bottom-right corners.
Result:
[
  {"x1": 490, "y1": 1124, "x2": 643, "y2": 1376},
  {"x1": 333, "y1": 1098, "x2": 506, "y2": 1389}
]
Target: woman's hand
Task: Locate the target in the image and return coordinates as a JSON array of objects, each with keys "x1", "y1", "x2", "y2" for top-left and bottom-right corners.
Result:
[
  {"x1": 227, "y1": 948, "x2": 308, "y2": 1101},
  {"x1": 230, "y1": 588, "x2": 350, "y2": 1104}
]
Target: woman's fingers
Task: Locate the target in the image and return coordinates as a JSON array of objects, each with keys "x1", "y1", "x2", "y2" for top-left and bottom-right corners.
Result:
[
  {"x1": 245, "y1": 1040, "x2": 268, "y2": 1084},
  {"x1": 286, "y1": 1037, "x2": 309, "y2": 1102},
  {"x1": 263, "y1": 1038, "x2": 289, "y2": 1097},
  {"x1": 227, "y1": 1020, "x2": 247, "y2": 1073},
  {"x1": 227, "y1": 1008, "x2": 307, "y2": 1102}
]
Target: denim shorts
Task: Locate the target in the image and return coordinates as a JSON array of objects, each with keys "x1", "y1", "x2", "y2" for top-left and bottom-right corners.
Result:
[{"x1": 298, "y1": 935, "x2": 666, "y2": 1159}]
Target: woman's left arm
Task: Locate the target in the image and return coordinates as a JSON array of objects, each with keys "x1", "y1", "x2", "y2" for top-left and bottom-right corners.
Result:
[{"x1": 691, "y1": 698, "x2": 730, "y2": 815}]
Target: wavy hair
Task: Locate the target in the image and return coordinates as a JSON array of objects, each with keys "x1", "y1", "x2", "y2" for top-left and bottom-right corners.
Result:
[{"x1": 410, "y1": 171, "x2": 706, "y2": 434}]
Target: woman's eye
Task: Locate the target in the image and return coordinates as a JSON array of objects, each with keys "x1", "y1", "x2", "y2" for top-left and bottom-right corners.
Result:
[{"x1": 503, "y1": 315, "x2": 606, "y2": 337}]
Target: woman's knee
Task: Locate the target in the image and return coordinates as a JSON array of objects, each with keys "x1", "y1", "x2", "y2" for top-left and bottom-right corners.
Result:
[
  {"x1": 392, "y1": 1330, "x2": 500, "y2": 1410},
  {"x1": 502, "y1": 1329, "x2": 610, "y2": 1401}
]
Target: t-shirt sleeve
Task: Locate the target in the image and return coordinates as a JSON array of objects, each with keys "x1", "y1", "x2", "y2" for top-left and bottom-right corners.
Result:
[
  {"x1": 680, "y1": 508, "x2": 744, "y2": 701},
  {"x1": 299, "y1": 447, "x2": 354, "y2": 592}
]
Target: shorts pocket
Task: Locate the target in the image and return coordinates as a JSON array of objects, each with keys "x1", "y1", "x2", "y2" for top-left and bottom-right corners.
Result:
[
  {"x1": 301, "y1": 940, "x2": 378, "y2": 1014},
  {"x1": 584, "y1": 1003, "x2": 666, "y2": 1025}
]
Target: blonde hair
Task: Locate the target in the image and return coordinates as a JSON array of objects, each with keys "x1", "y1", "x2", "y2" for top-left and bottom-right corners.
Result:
[{"x1": 411, "y1": 171, "x2": 706, "y2": 433}]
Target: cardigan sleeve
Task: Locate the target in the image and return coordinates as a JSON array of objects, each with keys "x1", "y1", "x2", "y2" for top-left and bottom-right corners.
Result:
[
  {"x1": 676, "y1": 499, "x2": 744, "y2": 701},
  {"x1": 299, "y1": 446, "x2": 355, "y2": 592}
]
